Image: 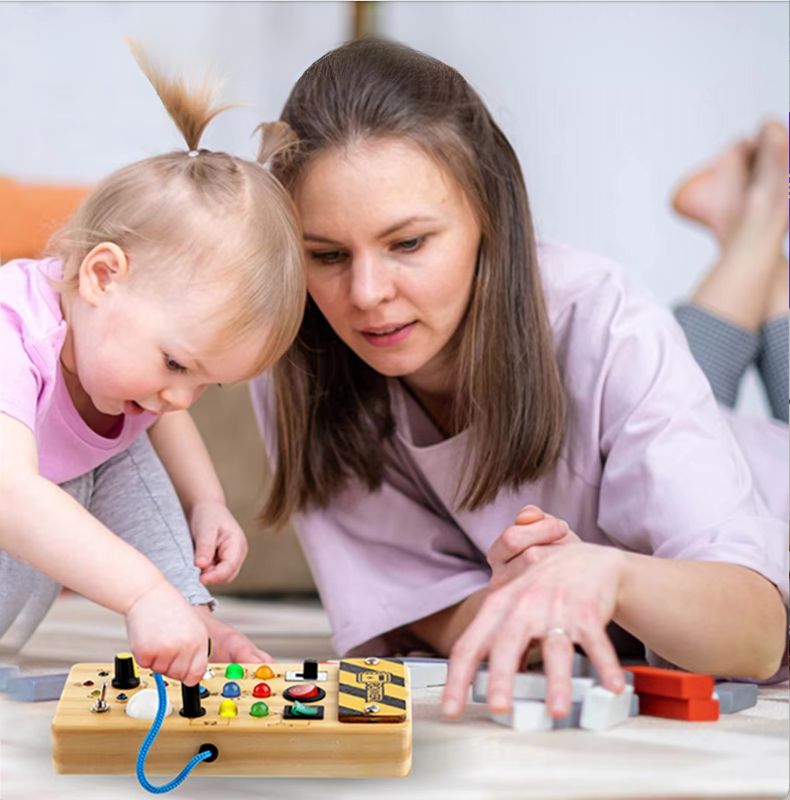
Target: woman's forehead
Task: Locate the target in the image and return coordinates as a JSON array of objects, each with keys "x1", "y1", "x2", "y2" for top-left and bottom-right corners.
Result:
[{"x1": 296, "y1": 139, "x2": 469, "y2": 228}]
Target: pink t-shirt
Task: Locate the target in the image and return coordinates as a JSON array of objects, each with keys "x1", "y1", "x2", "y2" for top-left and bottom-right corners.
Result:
[
  {"x1": 250, "y1": 241, "x2": 789, "y2": 659},
  {"x1": 0, "y1": 258, "x2": 157, "y2": 483}
]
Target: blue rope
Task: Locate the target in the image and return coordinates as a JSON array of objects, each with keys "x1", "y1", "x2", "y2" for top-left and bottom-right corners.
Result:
[{"x1": 136, "y1": 673, "x2": 213, "y2": 794}]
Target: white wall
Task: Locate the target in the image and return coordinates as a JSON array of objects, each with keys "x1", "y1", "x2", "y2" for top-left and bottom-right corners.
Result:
[
  {"x1": 2, "y1": 1, "x2": 785, "y2": 414},
  {"x1": 0, "y1": 2, "x2": 350, "y2": 179}
]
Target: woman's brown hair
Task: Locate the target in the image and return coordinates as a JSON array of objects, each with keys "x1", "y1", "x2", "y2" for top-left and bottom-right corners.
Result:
[{"x1": 262, "y1": 37, "x2": 566, "y2": 527}]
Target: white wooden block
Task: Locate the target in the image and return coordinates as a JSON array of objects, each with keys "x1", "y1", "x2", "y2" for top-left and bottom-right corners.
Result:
[
  {"x1": 579, "y1": 684, "x2": 633, "y2": 731},
  {"x1": 473, "y1": 670, "x2": 594, "y2": 704},
  {"x1": 403, "y1": 659, "x2": 448, "y2": 688},
  {"x1": 489, "y1": 700, "x2": 553, "y2": 732}
]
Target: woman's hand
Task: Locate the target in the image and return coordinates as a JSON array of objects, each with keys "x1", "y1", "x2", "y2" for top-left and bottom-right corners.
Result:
[
  {"x1": 443, "y1": 542, "x2": 628, "y2": 719},
  {"x1": 190, "y1": 501, "x2": 249, "y2": 585},
  {"x1": 487, "y1": 505, "x2": 581, "y2": 589}
]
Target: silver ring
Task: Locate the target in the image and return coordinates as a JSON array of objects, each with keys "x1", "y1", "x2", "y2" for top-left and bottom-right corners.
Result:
[{"x1": 545, "y1": 626, "x2": 569, "y2": 638}]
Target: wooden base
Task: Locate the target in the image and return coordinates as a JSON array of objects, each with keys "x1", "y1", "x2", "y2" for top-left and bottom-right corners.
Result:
[{"x1": 51, "y1": 661, "x2": 412, "y2": 777}]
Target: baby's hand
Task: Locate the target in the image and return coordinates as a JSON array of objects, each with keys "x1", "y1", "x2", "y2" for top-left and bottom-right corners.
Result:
[
  {"x1": 124, "y1": 581, "x2": 209, "y2": 685},
  {"x1": 196, "y1": 607, "x2": 273, "y2": 664},
  {"x1": 487, "y1": 505, "x2": 581, "y2": 588},
  {"x1": 190, "y1": 501, "x2": 249, "y2": 586}
]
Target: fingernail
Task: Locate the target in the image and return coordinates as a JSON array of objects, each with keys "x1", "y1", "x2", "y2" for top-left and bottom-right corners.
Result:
[
  {"x1": 490, "y1": 693, "x2": 507, "y2": 708},
  {"x1": 443, "y1": 700, "x2": 460, "y2": 716}
]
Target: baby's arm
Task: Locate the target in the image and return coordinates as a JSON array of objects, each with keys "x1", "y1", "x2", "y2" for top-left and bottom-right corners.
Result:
[
  {"x1": 0, "y1": 412, "x2": 208, "y2": 684},
  {"x1": 148, "y1": 410, "x2": 248, "y2": 585}
]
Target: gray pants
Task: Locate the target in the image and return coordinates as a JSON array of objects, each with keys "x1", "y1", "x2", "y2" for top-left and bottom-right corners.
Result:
[
  {"x1": 0, "y1": 434, "x2": 214, "y2": 653},
  {"x1": 675, "y1": 305, "x2": 788, "y2": 422}
]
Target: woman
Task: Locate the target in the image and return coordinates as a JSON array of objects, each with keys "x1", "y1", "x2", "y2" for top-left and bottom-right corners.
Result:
[{"x1": 250, "y1": 38, "x2": 787, "y2": 719}]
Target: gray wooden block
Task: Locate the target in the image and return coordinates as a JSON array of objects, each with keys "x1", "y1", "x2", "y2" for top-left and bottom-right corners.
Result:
[
  {"x1": 473, "y1": 670, "x2": 593, "y2": 704},
  {"x1": 552, "y1": 701, "x2": 583, "y2": 729},
  {"x1": 0, "y1": 665, "x2": 20, "y2": 691},
  {"x1": 629, "y1": 691, "x2": 640, "y2": 717},
  {"x1": 6, "y1": 672, "x2": 69, "y2": 702},
  {"x1": 714, "y1": 682, "x2": 758, "y2": 714}
]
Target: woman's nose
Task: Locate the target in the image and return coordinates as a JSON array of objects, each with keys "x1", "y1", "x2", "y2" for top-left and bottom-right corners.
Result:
[{"x1": 349, "y1": 254, "x2": 396, "y2": 310}]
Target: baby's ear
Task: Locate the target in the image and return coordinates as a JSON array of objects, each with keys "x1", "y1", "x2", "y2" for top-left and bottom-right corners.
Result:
[{"x1": 77, "y1": 242, "x2": 129, "y2": 305}]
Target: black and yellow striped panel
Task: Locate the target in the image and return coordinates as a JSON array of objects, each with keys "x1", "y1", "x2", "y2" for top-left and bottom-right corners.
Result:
[{"x1": 338, "y1": 659, "x2": 408, "y2": 724}]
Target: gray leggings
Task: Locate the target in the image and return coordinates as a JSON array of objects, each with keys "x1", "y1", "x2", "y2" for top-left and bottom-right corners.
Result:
[
  {"x1": 0, "y1": 434, "x2": 213, "y2": 653},
  {"x1": 675, "y1": 305, "x2": 788, "y2": 422}
]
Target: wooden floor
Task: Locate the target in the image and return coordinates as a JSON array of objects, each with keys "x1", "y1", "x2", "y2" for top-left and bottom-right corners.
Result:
[{"x1": 1, "y1": 594, "x2": 787, "y2": 799}]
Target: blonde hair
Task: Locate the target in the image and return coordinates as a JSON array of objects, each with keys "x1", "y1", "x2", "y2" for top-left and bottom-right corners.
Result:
[{"x1": 47, "y1": 42, "x2": 305, "y2": 374}]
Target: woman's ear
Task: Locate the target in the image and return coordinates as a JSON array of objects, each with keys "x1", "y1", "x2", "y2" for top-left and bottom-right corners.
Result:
[{"x1": 77, "y1": 242, "x2": 129, "y2": 305}]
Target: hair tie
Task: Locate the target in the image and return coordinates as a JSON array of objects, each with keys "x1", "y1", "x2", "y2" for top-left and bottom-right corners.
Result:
[{"x1": 187, "y1": 149, "x2": 200, "y2": 158}]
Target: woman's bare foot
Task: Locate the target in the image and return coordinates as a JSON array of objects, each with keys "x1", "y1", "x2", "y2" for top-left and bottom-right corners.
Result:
[
  {"x1": 744, "y1": 119, "x2": 788, "y2": 227},
  {"x1": 672, "y1": 138, "x2": 754, "y2": 244},
  {"x1": 764, "y1": 256, "x2": 789, "y2": 323},
  {"x1": 687, "y1": 120, "x2": 788, "y2": 331}
]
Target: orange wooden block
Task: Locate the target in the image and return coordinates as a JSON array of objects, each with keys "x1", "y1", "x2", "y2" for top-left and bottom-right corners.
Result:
[
  {"x1": 637, "y1": 692, "x2": 719, "y2": 721},
  {"x1": 624, "y1": 666, "x2": 714, "y2": 699}
]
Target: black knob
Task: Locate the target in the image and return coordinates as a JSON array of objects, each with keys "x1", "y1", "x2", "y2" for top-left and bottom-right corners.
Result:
[
  {"x1": 180, "y1": 683, "x2": 206, "y2": 718},
  {"x1": 302, "y1": 658, "x2": 318, "y2": 680},
  {"x1": 112, "y1": 653, "x2": 140, "y2": 689}
]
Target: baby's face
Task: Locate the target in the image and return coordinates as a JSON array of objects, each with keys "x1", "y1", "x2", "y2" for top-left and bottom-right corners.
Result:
[{"x1": 69, "y1": 278, "x2": 264, "y2": 419}]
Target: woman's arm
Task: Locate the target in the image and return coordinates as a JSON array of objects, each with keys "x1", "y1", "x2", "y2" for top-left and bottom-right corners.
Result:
[
  {"x1": 441, "y1": 541, "x2": 787, "y2": 720},
  {"x1": 615, "y1": 552, "x2": 786, "y2": 679},
  {"x1": 409, "y1": 588, "x2": 487, "y2": 655},
  {"x1": 147, "y1": 410, "x2": 225, "y2": 513}
]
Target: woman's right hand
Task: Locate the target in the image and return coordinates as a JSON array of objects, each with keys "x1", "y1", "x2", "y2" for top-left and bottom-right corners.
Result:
[
  {"x1": 124, "y1": 581, "x2": 209, "y2": 686},
  {"x1": 487, "y1": 505, "x2": 581, "y2": 589}
]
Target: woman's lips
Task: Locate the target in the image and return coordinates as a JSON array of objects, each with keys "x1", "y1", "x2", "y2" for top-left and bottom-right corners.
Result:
[
  {"x1": 360, "y1": 321, "x2": 416, "y2": 347},
  {"x1": 124, "y1": 400, "x2": 146, "y2": 416}
]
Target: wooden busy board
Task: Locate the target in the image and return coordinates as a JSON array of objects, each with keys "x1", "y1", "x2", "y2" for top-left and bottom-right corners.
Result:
[{"x1": 51, "y1": 659, "x2": 412, "y2": 777}]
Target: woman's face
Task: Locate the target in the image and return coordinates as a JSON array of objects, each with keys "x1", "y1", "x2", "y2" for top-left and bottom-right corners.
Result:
[{"x1": 295, "y1": 137, "x2": 482, "y2": 394}]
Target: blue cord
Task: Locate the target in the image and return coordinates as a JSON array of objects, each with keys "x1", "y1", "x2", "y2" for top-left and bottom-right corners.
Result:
[{"x1": 136, "y1": 673, "x2": 213, "y2": 794}]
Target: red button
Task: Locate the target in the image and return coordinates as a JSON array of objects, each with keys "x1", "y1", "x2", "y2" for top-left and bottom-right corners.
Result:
[
  {"x1": 252, "y1": 682, "x2": 271, "y2": 698},
  {"x1": 288, "y1": 683, "x2": 320, "y2": 700}
]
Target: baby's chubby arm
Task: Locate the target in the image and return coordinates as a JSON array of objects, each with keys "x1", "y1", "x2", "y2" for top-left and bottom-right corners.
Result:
[
  {"x1": 148, "y1": 410, "x2": 249, "y2": 585},
  {"x1": 0, "y1": 412, "x2": 208, "y2": 685}
]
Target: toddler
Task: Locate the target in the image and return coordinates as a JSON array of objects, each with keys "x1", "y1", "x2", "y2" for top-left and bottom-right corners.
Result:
[{"x1": 0, "y1": 46, "x2": 305, "y2": 686}]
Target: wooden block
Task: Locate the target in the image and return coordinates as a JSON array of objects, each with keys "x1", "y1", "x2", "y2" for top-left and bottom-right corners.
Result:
[
  {"x1": 714, "y1": 682, "x2": 758, "y2": 714},
  {"x1": 489, "y1": 700, "x2": 553, "y2": 732},
  {"x1": 6, "y1": 672, "x2": 68, "y2": 702},
  {"x1": 51, "y1": 661, "x2": 411, "y2": 777},
  {"x1": 552, "y1": 701, "x2": 583, "y2": 729},
  {"x1": 401, "y1": 658, "x2": 448, "y2": 688},
  {"x1": 637, "y1": 692, "x2": 719, "y2": 721},
  {"x1": 579, "y1": 685, "x2": 633, "y2": 731},
  {"x1": 473, "y1": 670, "x2": 593, "y2": 704},
  {"x1": 0, "y1": 665, "x2": 20, "y2": 691},
  {"x1": 624, "y1": 666, "x2": 714, "y2": 699}
]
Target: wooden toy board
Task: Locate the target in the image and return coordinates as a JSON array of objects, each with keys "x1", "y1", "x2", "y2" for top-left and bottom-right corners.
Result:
[{"x1": 51, "y1": 659, "x2": 412, "y2": 777}]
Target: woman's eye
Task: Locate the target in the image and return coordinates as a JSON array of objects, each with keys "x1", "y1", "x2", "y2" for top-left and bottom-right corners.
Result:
[
  {"x1": 164, "y1": 354, "x2": 187, "y2": 373},
  {"x1": 394, "y1": 236, "x2": 424, "y2": 253},
  {"x1": 309, "y1": 250, "x2": 347, "y2": 265}
]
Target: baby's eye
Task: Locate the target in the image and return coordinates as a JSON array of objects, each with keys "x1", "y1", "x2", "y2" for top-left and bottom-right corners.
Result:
[
  {"x1": 393, "y1": 236, "x2": 424, "y2": 253},
  {"x1": 309, "y1": 250, "x2": 348, "y2": 265},
  {"x1": 164, "y1": 354, "x2": 187, "y2": 373}
]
